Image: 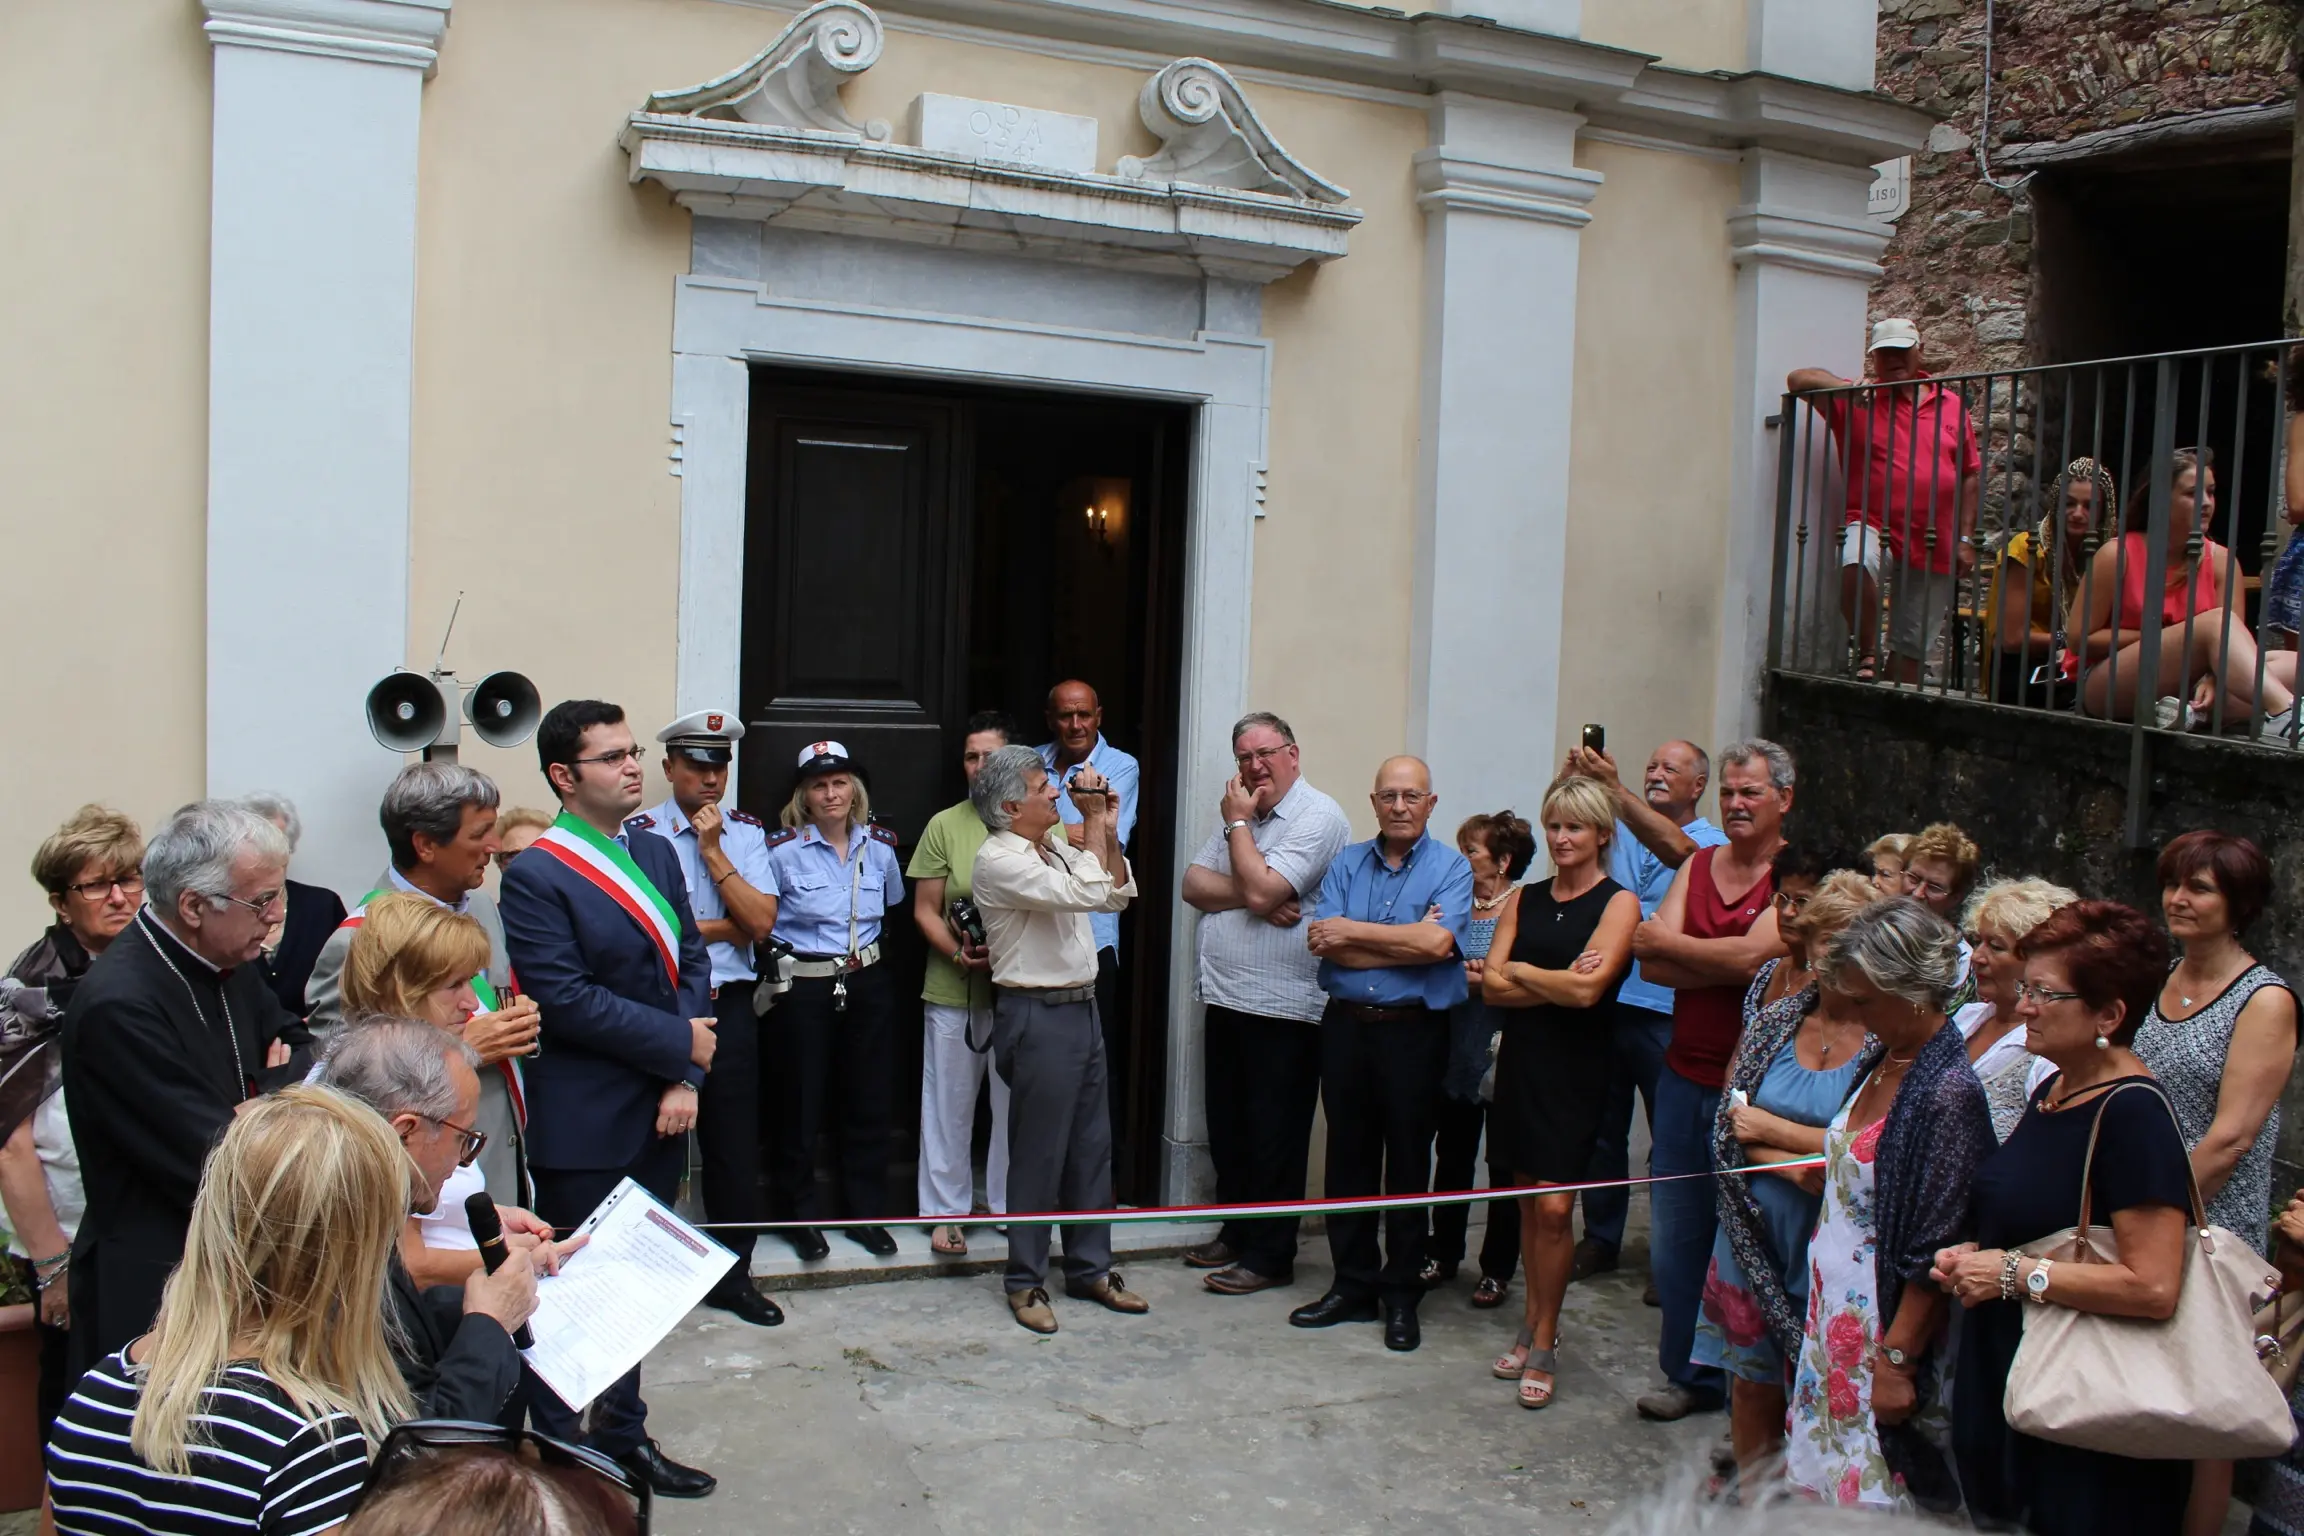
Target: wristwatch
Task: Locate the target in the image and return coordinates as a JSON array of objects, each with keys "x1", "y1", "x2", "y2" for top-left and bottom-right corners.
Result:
[
  {"x1": 1879, "y1": 1344, "x2": 1911, "y2": 1370},
  {"x1": 2025, "y1": 1257, "x2": 2053, "y2": 1302},
  {"x1": 1224, "y1": 819, "x2": 1252, "y2": 835}
]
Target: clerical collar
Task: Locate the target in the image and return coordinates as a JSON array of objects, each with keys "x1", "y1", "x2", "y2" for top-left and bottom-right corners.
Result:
[
  {"x1": 387, "y1": 865, "x2": 471, "y2": 914},
  {"x1": 138, "y1": 907, "x2": 227, "y2": 980}
]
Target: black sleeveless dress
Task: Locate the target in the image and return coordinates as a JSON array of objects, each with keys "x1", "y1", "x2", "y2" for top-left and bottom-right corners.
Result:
[{"x1": 1487, "y1": 876, "x2": 1628, "y2": 1182}]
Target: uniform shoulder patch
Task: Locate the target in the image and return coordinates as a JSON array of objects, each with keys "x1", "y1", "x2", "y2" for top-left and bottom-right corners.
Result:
[
  {"x1": 624, "y1": 813, "x2": 657, "y2": 832},
  {"x1": 765, "y1": 826, "x2": 799, "y2": 848},
  {"x1": 868, "y1": 823, "x2": 900, "y2": 847},
  {"x1": 726, "y1": 809, "x2": 765, "y2": 827}
]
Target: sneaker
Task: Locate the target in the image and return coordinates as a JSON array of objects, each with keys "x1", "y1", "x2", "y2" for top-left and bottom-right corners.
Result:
[
  {"x1": 2262, "y1": 706, "x2": 2299, "y2": 745},
  {"x1": 2152, "y1": 695, "x2": 2205, "y2": 732},
  {"x1": 1635, "y1": 1384, "x2": 1722, "y2": 1422}
]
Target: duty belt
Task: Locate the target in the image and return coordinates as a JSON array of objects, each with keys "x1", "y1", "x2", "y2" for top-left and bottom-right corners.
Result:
[
  {"x1": 789, "y1": 943, "x2": 881, "y2": 979},
  {"x1": 997, "y1": 982, "x2": 1098, "y2": 1006}
]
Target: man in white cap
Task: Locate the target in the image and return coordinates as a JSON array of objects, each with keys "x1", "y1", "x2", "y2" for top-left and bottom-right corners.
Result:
[
  {"x1": 626, "y1": 710, "x2": 783, "y2": 1328},
  {"x1": 1789, "y1": 318, "x2": 1981, "y2": 685}
]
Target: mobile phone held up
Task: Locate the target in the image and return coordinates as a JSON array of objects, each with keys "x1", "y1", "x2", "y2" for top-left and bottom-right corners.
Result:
[{"x1": 1581, "y1": 723, "x2": 1605, "y2": 756}]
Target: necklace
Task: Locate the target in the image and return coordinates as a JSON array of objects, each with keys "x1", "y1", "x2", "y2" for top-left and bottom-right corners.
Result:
[
  {"x1": 139, "y1": 911, "x2": 249, "y2": 1099},
  {"x1": 1473, "y1": 887, "x2": 1513, "y2": 911}
]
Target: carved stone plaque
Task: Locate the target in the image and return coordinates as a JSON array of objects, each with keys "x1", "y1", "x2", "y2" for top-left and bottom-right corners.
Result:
[{"x1": 911, "y1": 92, "x2": 1098, "y2": 173}]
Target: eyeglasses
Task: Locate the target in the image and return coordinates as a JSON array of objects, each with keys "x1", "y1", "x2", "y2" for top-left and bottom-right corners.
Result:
[
  {"x1": 1374, "y1": 791, "x2": 1430, "y2": 807},
  {"x1": 355, "y1": 1419, "x2": 650, "y2": 1532},
  {"x1": 1233, "y1": 745, "x2": 1293, "y2": 769},
  {"x1": 210, "y1": 888, "x2": 284, "y2": 917},
  {"x1": 67, "y1": 874, "x2": 144, "y2": 902},
  {"x1": 422, "y1": 1115, "x2": 488, "y2": 1167},
  {"x1": 1901, "y1": 872, "x2": 1953, "y2": 901},
  {"x1": 573, "y1": 747, "x2": 646, "y2": 769},
  {"x1": 1773, "y1": 891, "x2": 1810, "y2": 914},
  {"x1": 2012, "y1": 981, "x2": 2085, "y2": 1007}
]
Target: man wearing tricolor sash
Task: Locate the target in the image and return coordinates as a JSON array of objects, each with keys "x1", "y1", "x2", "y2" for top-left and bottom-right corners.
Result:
[
  {"x1": 500, "y1": 700, "x2": 720, "y2": 1501},
  {"x1": 305, "y1": 762, "x2": 536, "y2": 1208}
]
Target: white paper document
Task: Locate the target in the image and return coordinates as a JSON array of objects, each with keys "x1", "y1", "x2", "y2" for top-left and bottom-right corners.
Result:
[{"x1": 519, "y1": 1178, "x2": 736, "y2": 1413}]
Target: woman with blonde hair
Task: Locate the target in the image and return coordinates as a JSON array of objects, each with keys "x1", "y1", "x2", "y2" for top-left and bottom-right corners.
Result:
[
  {"x1": 1957, "y1": 877, "x2": 2080, "y2": 1141},
  {"x1": 1866, "y1": 834, "x2": 1910, "y2": 900},
  {"x1": 1481, "y1": 774, "x2": 1640, "y2": 1409},
  {"x1": 340, "y1": 895, "x2": 544, "y2": 1283},
  {"x1": 47, "y1": 1085, "x2": 412, "y2": 1533}
]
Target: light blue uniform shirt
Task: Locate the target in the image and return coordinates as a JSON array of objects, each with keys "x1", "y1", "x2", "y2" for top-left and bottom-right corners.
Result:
[
  {"x1": 628, "y1": 798, "x2": 775, "y2": 987},
  {"x1": 764, "y1": 821, "x2": 906, "y2": 957},
  {"x1": 1310, "y1": 833, "x2": 1474, "y2": 1012},
  {"x1": 1609, "y1": 815, "x2": 1729, "y2": 1017},
  {"x1": 1037, "y1": 734, "x2": 1140, "y2": 958}
]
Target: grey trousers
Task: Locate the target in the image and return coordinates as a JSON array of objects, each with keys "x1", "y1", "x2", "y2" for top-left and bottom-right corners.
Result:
[{"x1": 991, "y1": 989, "x2": 1113, "y2": 1294}]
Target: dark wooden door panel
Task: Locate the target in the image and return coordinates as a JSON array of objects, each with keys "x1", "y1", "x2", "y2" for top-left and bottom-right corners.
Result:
[{"x1": 772, "y1": 426, "x2": 928, "y2": 707}]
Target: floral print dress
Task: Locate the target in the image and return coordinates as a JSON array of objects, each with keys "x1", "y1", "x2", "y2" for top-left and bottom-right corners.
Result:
[{"x1": 1787, "y1": 1103, "x2": 1894, "y2": 1509}]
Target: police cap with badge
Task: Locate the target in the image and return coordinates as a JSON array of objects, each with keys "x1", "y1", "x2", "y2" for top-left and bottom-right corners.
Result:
[{"x1": 658, "y1": 710, "x2": 744, "y2": 764}]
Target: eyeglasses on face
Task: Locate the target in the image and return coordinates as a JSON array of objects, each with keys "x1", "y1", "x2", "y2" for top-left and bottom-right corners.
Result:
[
  {"x1": 68, "y1": 874, "x2": 144, "y2": 902},
  {"x1": 573, "y1": 747, "x2": 646, "y2": 769},
  {"x1": 2012, "y1": 981, "x2": 2084, "y2": 1007},
  {"x1": 423, "y1": 1116, "x2": 488, "y2": 1166},
  {"x1": 210, "y1": 888, "x2": 285, "y2": 917},
  {"x1": 1233, "y1": 744, "x2": 1292, "y2": 769},
  {"x1": 1773, "y1": 890, "x2": 1810, "y2": 914},
  {"x1": 1374, "y1": 791, "x2": 1429, "y2": 807},
  {"x1": 1901, "y1": 871, "x2": 1952, "y2": 900},
  {"x1": 355, "y1": 1419, "x2": 650, "y2": 1532}
]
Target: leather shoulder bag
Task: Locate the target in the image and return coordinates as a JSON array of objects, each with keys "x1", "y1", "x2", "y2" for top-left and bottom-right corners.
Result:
[{"x1": 2002, "y1": 1080, "x2": 2294, "y2": 1460}]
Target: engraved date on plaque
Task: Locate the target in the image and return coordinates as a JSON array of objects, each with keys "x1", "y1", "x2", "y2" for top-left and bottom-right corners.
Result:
[{"x1": 911, "y1": 93, "x2": 1098, "y2": 174}]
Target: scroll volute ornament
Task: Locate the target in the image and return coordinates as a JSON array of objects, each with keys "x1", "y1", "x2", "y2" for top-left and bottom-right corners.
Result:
[
  {"x1": 1119, "y1": 58, "x2": 1350, "y2": 204},
  {"x1": 644, "y1": 0, "x2": 892, "y2": 141}
]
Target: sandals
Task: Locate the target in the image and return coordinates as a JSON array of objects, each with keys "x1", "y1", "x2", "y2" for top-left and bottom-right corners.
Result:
[
  {"x1": 1519, "y1": 1344, "x2": 1560, "y2": 1410},
  {"x1": 1854, "y1": 655, "x2": 1879, "y2": 683},
  {"x1": 930, "y1": 1225, "x2": 968, "y2": 1257},
  {"x1": 1492, "y1": 1327, "x2": 1534, "y2": 1380}
]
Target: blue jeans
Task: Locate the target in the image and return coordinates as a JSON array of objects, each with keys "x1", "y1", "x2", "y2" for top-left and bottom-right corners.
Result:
[
  {"x1": 1651, "y1": 1064, "x2": 1724, "y2": 1404},
  {"x1": 1580, "y1": 1002, "x2": 1673, "y2": 1248}
]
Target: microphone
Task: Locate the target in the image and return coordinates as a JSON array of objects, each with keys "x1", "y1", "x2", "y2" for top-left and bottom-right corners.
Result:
[{"x1": 464, "y1": 1193, "x2": 534, "y2": 1349}]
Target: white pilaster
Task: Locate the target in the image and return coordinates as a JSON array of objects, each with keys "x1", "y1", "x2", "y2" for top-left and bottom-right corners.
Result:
[
  {"x1": 1409, "y1": 96, "x2": 1599, "y2": 816},
  {"x1": 201, "y1": 0, "x2": 449, "y2": 897},
  {"x1": 1747, "y1": 0, "x2": 1878, "y2": 93},
  {"x1": 1711, "y1": 149, "x2": 1887, "y2": 748}
]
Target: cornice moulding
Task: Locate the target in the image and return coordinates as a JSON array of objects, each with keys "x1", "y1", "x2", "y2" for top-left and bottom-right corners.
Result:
[
  {"x1": 1412, "y1": 147, "x2": 1601, "y2": 227},
  {"x1": 200, "y1": 0, "x2": 452, "y2": 73},
  {"x1": 1727, "y1": 203, "x2": 1890, "y2": 278}
]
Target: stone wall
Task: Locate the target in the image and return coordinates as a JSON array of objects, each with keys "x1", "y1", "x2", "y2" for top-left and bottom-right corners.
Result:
[
  {"x1": 1770, "y1": 672, "x2": 2304, "y2": 1180},
  {"x1": 1872, "y1": 0, "x2": 2295, "y2": 377}
]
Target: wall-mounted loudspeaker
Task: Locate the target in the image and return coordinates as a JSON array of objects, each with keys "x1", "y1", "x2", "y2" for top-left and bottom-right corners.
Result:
[
  {"x1": 365, "y1": 673, "x2": 453, "y2": 754},
  {"x1": 465, "y1": 671, "x2": 540, "y2": 749}
]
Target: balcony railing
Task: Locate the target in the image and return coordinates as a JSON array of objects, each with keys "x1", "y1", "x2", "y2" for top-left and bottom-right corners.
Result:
[{"x1": 1766, "y1": 339, "x2": 2304, "y2": 842}]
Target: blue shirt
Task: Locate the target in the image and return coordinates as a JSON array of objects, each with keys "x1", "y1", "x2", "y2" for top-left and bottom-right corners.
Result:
[
  {"x1": 1037, "y1": 734, "x2": 1140, "y2": 957},
  {"x1": 763, "y1": 822, "x2": 906, "y2": 957},
  {"x1": 629, "y1": 798, "x2": 776, "y2": 987},
  {"x1": 1609, "y1": 815, "x2": 1728, "y2": 1017},
  {"x1": 1310, "y1": 833, "x2": 1474, "y2": 1011}
]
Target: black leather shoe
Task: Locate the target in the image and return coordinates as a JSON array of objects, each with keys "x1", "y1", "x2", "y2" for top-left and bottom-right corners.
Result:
[
  {"x1": 849, "y1": 1226, "x2": 900, "y2": 1257},
  {"x1": 1382, "y1": 1300, "x2": 1422, "y2": 1352},
  {"x1": 785, "y1": 1227, "x2": 830, "y2": 1262},
  {"x1": 619, "y1": 1439, "x2": 716, "y2": 1499},
  {"x1": 1288, "y1": 1290, "x2": 1380, "y2": 1328},
  {"x1": 706, "y1": 1281, "x2": 785, "y2": 1328}
]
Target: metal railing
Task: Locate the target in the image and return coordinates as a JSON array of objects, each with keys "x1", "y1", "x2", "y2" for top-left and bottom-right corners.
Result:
[{"x1": 1766, "y1": 339, "x2": 2304, "y2": 843}]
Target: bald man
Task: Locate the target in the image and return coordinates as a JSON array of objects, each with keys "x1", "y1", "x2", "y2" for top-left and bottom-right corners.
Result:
[
  {"x1": 1289, "y1": 757, "x2": 1473, "y2": 1352},
  {"x1": 1036, "y1": 681, "x2": 1141, "y2": 1160}
]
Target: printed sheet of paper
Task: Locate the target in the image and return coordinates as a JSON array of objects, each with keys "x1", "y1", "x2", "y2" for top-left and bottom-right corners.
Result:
[{"x1": 519, "y1": 1178, "x2": 736, "y2": 1413}]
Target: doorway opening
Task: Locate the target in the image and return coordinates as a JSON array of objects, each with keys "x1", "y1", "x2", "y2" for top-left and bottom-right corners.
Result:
[{"x1": 738, "y1": 367, "x2": 1193, "y2": 1207}]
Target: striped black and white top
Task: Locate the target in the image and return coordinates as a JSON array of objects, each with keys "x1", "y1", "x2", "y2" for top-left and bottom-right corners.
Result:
[{"x1": 48, "y1": 1349, "x2": 371, "y2": 1535}]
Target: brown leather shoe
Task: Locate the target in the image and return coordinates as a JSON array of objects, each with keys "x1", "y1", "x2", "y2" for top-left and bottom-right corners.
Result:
[
  {"x1": 1203, "y1": 1263, "x2": 1290, "y2": 1295},
  {"x1": 1007, "y1": 1287, "x2": 1058, "y2": 1334},
  {"x1": 1181, "y1": 1240, "x2": 1236, "y2": 1269},
  {"x1": 1065, "y1": 1271, "x2": 1151, "y2": 1314}
]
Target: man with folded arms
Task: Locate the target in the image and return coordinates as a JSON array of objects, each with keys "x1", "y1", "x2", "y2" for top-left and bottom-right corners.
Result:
[
  {"x1": 1290, "y1": 756, "x2": 1472, "y2": 1353},
  {"x1": 969, "y1": 744, "x2": 1147, "y2": 1335}
]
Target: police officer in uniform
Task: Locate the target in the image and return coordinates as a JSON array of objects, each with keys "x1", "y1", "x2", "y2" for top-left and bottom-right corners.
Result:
[
  {"x1": 762, "y1": 741, "x2": 904, "y2": 1261},
  {"x1": 627, "y1": 710, "x2": 784, "y2": 1328}
]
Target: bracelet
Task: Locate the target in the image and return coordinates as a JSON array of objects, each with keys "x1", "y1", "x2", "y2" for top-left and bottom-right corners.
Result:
[
  {"x1": 951, "y1": 949, "x2": 966, "y2": 966},
  {"x1": 27, "y1": 1249, "x2": 67, "y2": 1272},
  {"x1": 1998, "y1": 1250, "x2": 2024, "y2": 1302},
  {"x1": 712, "y1": 868, "x2": 737, "y2": 885}
]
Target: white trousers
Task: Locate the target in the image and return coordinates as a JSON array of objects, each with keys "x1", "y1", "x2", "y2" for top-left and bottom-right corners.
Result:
[{"x1": 917, "y1": 1002, "x2": 1010, "y2": 1217}]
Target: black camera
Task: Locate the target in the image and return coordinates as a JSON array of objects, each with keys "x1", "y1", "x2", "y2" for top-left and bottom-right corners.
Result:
[{"x1": 948, "y1": 897, "x2": 987, "y2": 949}]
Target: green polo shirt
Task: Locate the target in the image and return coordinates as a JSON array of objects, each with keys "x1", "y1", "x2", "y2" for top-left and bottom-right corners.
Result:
[{"x1": 907, "y1": 799, "x2": 993, "y2": 1008}]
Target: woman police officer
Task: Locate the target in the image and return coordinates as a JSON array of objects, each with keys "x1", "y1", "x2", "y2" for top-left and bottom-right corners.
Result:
[{"x1": 763, "y1": 741, "x2": 906, "y2": 1260}]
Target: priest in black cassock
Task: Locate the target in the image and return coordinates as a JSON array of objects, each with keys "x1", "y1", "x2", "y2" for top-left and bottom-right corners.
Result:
[{"x1": 60, "y1": 800, "x2": 315, "y2": 1376}]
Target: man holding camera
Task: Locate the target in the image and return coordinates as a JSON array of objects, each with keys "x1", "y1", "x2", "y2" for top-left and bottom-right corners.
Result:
[
  {"x1": 968, "y1": 744, "x2": 1145, "y2": 1334},
  {"x1": 627, "y1": 709, "x2": 783, "y2": 1328},
  {"x1": 908, "y1": 712, "x2": 1016, "y2": 1256}
]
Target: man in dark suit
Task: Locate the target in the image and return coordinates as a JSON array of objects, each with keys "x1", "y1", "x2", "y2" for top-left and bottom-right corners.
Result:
[
  {"x1": 499, "y1": 699, "x2": 721, "y2": 1499},
  {"x1": 61, "y1": 800, "x2": 314, "y2": 1377}
]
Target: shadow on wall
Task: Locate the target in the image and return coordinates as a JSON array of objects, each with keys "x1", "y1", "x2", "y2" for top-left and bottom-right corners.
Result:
[{"x1": 1769, "y1": 673, "x2": 2304, "y2": 1182}]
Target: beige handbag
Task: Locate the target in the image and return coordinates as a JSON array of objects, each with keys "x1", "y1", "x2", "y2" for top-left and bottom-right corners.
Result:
[{"x1": 2002, "y1": 1081, "x2": 2295, "y2": 1460}]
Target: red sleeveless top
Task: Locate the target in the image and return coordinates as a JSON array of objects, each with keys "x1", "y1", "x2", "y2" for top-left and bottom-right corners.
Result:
[{"x1": 1664, "y1": 847, "x2": 1774, "y2": 1090}]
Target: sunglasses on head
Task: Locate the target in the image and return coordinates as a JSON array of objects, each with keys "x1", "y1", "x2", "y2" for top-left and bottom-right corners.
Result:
[{"x1": 354, "y1": 1419, "x2": 650, "y2": 1533}]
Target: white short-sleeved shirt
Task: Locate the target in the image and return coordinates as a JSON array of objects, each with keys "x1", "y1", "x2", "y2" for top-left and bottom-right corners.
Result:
[{"x1": 1190, "y1": 779, "x2": 1352, "y2": 1023}]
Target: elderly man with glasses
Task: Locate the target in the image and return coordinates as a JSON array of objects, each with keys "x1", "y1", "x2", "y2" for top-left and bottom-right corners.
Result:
[{"x1": 59, "y1": 800, "x2": 315, "y2": 1377}]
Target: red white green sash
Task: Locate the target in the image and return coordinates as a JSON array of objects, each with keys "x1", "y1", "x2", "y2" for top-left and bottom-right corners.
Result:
[
  {"x1": 339, "y1": 889, "x2": 522, "y2": 1124},
  {"x1": 531, "y1": 812, "x2": 682, "y2": 991}
]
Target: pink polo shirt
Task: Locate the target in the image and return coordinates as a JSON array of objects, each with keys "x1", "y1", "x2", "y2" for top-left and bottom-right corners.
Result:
[{"x1": 1818, "y1": 375, "x2": 1980, "y2": 575}]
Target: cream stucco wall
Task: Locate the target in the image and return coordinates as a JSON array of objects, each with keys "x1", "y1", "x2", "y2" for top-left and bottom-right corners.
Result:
[
  {"x1": 409, "y1": 0, "x2": 1427, "y2": 838},
  {"x1": 1555, "y1": 139, "x2": 1739, "y2": 804},
  {"x1": 1579, "y1": 0, "x2": 1749, "y2": 75},
  {"x1": 0, "y1": 2, "x2": 213, "y2": 940}
]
